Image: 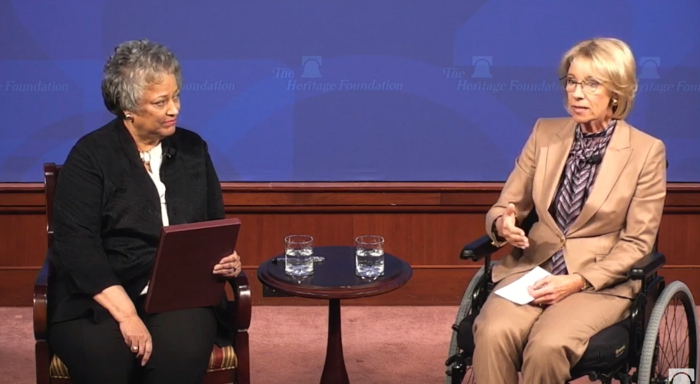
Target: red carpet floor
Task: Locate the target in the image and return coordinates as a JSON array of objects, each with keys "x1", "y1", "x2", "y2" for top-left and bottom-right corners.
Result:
[
  {"x1": 1, "y1": 305, "x2": 697, "y2": 384},
  {"x1": 1, "y1": 306, "x2": 456, "y2": 384}
]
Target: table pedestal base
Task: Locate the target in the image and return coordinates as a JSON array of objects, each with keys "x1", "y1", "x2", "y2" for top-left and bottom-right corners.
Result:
[{"x1": 320, "y1": 299, "x2": 350, "y2": 384}]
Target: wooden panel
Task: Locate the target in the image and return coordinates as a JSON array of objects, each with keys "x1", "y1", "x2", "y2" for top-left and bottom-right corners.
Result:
[
  {"x1": 0, "y1": 268, "x2": 38, "y2": 306},
  {"x1": 0, "y1": 214, "x2": 47, "y2": 267},
  {"x1": 657, "y1": 214, "x2": 700, "y2": 265},
  {"x1": 0, "y1": 184, "x2": 45, "y2": 210},
  {"x1": 225, "y1": 192, "x2": 442, "y2": 206},
  {"x1": 1, "y1": 182, "x2": 699, "y2": 307},
  {"x1": 230, "y1": 212, "x2": 496, "y2": 266}
]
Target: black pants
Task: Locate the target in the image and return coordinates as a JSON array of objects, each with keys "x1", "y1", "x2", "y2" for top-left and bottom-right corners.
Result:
[{"x1": 48, "y1": 300, "x2": 217, "y2": 384}]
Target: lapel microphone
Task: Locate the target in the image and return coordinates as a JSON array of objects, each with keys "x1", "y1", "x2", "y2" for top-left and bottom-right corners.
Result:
[
  {"x1": 586, "y1": 154, "x2": 602, "y2": 164},
  {"x1": 165, "y1": 147, "x2": 176, "y2": 159},
  {"x1": 161, "y1": 136, "x2": 177, "y2": 159},
  {"x1": 163, "y1": 138, "x2": 176, "y2": 159}
]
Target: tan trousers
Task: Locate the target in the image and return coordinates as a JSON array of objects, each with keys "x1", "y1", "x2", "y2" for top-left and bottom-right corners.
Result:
[{"x1": 472, "y1": 273, "x2": 632, "y2": 384}]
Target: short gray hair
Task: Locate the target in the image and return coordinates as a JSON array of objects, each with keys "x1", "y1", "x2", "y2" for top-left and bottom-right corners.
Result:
[{"x1": 101, "y1": 39, "x2": 182, "y2": 117}]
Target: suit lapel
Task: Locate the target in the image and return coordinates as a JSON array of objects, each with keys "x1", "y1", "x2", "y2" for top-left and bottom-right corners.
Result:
[
  {"x1": 537, "y1": 119, "x2": 575, "y2": 236},
  {"x1": 113, "y1": 118, "x2": 145, "y2": 167},
  {"x1": 567, "y1": 120, "x2": 632, "y2": 234},
  {"x1": 112, "y1": 118, "x2": 164, "y2": 218}
]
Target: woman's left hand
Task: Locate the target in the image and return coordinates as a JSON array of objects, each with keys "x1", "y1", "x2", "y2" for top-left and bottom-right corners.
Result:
[
  {"x1": 527, "y1": 274, "x2": 584, "y2": 306},
  {"x1": 213, "y1": 251, "x2": 242, "y2": 278}
]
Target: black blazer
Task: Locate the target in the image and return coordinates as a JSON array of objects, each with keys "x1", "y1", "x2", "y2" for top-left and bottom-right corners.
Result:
[{"x1": 48, "y1": 118, "x2": 226, "y2": 332}]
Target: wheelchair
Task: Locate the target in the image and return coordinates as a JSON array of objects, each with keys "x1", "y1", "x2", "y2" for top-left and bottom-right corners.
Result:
[{"x1": 445, "y1": 212, "x2": 699, "y2": 384}]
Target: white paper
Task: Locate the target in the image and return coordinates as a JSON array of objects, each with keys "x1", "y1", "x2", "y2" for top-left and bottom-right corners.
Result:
[{"x1": 494, "y1": 267, "x2": 552, "y2": 305}]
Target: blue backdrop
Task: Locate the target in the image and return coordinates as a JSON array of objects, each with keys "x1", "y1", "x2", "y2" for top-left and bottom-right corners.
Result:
[{"x1": 1, "y1": 0, "x2": 698, "y2": 182}]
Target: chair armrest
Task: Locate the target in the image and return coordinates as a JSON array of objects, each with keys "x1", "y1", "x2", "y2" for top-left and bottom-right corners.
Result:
[
  {"x1": 33, "y1": 257, "x2": 50, "y2": 341},
  {"x1": 226, "y1": 271, "x2": 251, "y2": 331},
  {"x1": 629, "y1": 252, "x2": 665, "y2": 280},
  {"x1": 460, "y1": 235, "x2": 499, "y2": 261}
]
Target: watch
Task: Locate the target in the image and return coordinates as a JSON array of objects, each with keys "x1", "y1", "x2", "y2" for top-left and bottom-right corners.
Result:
[
  {"x1": 490, "y1": 223, "x2": 506, "y2": 247},
  {"x1": 489, "y1": 216, "x2": 507, "y2": 247},
  {"x1": 579, "y1": 275, "x2": 591, "y2": 291}
]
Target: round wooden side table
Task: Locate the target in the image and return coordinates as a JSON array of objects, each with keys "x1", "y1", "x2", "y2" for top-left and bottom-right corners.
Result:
[{"x1": 257, "y1": 245, "x2": 413, "y2": 384}]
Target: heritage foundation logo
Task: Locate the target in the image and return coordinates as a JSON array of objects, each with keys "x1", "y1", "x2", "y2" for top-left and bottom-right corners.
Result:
[
  {"x1": 443, "y1": 56, "x2": 560, "y2": 93},
  {"x1": 273, "y1": 56, "x2": 403, "y2": 92},
  {"x1": 637, "y1": 56, "x2": 700, "y2": 93},
  {"x1": 181, "y1": 80, "x2": 236, "y2": 92},
  {"x1": 0, "y1": 80, "x2": 69, "y2": 92}
]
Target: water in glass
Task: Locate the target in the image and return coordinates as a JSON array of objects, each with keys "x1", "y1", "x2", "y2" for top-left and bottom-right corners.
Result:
[
  {"x1": 355, "y1": 235, "x2": 385, "y2": 279},
  {"x1": 285, "y1": 247, "x2": 314, "y2": 276},
  {"x1": 284, "y1": 235, "x2": 314, "y2": 277},
  {"x1": 355, "y1": 248, "x2": 385, "y2": 278}
]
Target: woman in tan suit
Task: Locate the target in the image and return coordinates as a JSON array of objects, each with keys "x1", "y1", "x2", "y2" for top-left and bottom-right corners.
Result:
[{"x1": 472, "y1": 38, "x2": 667, "y2": 383}]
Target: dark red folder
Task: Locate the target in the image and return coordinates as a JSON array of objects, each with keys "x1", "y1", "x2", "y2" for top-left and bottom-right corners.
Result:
[{"x1": 144, "y1": 218, "x2": 241, "y2": 314}]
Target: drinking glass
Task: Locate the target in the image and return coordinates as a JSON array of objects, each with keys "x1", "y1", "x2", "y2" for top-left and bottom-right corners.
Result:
[
  {"x1": 355, "y1": 235, "x2": 385, "y2": 279},
  {"x1": 284, "y1": 235, "x2": 314, "y2": 277}
]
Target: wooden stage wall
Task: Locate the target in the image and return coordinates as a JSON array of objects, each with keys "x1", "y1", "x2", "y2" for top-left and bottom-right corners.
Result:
[{"x1": 1, "y1": 182, "x2": 699, "y2": 307}]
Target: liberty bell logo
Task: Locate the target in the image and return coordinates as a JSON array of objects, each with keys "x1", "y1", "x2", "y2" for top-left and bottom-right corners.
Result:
[
  {"x1": 471, "y1": 56, "x2": 493, "y2": 78},
  {"x1": 638, "y1": 57, "x2": 660, "y2": 79},
  {"x1": 301, "y1": 56, "x2": 322, "y2": 78}
]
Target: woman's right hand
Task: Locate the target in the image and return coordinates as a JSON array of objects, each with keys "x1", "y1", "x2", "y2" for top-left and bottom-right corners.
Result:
[
  {"x1": 496, "y1": 203, "x2": 530, "y2": 248},
  {"x1": 119, "y1": 315, "x2": 153, "y2": 366}
]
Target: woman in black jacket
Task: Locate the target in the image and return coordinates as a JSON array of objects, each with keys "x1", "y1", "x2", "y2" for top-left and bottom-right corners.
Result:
[{"x1": 47, "y1": 39, "x2": 242, "y2": 384}]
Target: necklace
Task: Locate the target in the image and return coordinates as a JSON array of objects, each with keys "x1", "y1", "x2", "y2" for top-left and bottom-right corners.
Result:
[{"x1": 139, "y1": 150, "x2": 151, "y2": 165}]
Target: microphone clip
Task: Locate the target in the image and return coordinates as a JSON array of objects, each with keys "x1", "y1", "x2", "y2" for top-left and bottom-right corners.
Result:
[{"x1": 585, "y1": 154, "x2": 602, "y2": 165}]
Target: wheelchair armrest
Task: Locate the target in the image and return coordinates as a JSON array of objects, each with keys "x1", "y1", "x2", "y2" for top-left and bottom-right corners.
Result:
[
  {"x1": 33, "y1": 256, "x2": 50, "y2": 341},
  {"x1": 460, "y1": 235, "x2": 499, "y2": 261},
  {"x1": 629, "y1": 251, "x2": 665, "y2": 280}
]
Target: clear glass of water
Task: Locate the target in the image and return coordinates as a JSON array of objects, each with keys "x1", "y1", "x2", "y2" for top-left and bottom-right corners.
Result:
[
  {"x1": 355, "y1": 235, "x2": 385, "y2": 279},
  {"x1": 284, "y1": 235, "x2": 314, "y2": 277}
]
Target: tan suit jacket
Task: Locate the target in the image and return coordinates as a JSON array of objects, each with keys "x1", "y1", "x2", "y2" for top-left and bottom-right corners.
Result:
[{"x1": 486, "y1": 117, "x2": 667, "y2": 299}]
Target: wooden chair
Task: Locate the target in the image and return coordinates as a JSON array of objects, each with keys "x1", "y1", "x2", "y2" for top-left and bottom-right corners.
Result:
[{"x1": 34, "y1": 163, "x2": 252, "y2": 384}]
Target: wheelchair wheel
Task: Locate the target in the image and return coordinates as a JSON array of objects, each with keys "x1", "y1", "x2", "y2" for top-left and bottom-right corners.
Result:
[
  {"x1": 445, "y1": 262, "x2": 494, "y2": 384},
  {"x1": 638, "y1": 281, "x2": 699, "y2": 384}
]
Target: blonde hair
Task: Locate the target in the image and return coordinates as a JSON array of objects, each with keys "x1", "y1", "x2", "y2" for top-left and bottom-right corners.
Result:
[{"x1": 558, "y1": 37, "x2": 637, "y2": 119}]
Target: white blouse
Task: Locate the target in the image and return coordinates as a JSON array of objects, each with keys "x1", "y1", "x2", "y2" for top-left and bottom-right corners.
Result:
[{"x1": 140, "y1": 143, "x2": 169, "y2": 295}]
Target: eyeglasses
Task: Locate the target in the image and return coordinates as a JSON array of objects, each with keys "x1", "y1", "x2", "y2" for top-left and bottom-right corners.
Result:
[{"x1": 561, "y1": 76, "x2": 602, "y2": 94}]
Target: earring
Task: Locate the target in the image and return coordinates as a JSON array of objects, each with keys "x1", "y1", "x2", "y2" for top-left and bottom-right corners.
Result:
[{"x1": 610, "y1": 99, "x2": 619, "y2": 112}]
